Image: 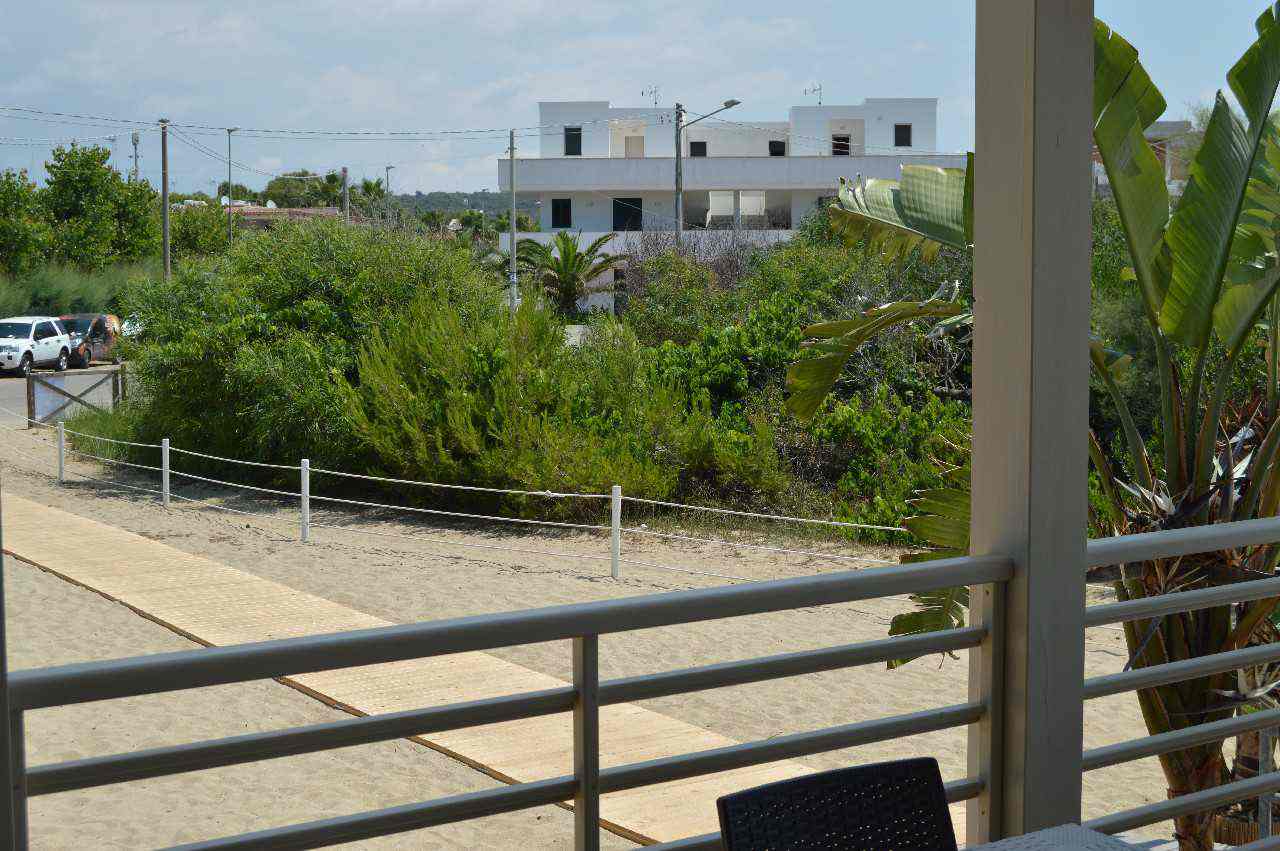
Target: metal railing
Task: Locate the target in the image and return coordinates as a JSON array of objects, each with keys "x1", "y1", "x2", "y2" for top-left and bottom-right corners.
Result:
[
  {"x1": 1079, "y1": 515, "x2": 1280, "y2": 840},
  {"x1": 1, "y1": 553, "x2": 1011, "y2": 850}
]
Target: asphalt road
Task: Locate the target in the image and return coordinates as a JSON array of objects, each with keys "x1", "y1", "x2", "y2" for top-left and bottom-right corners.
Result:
[{"x1": 0, "y1": 369, "x2": 120, "y2": 426}]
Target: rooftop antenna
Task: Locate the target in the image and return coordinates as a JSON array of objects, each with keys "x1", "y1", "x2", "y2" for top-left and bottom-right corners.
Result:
[
  {"x1": 804, "y1": 83, "x2": 823, "y2": 105},
  {"x1": 642, "y1": 85, "x2": 661, "y2": 107}
]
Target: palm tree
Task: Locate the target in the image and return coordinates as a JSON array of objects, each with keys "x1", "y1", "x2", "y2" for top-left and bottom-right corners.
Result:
[
  {"x1": 359, "y1": 178, "x2": 385, "y2": 200},
  {"x1": 517, "y1": 231, "x2": 626, "y2": 315},
  {"x1": 786, "y1": 13, "x2": 1280, "y2": 850}
]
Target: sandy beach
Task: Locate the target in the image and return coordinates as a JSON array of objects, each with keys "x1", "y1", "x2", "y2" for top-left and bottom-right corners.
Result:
[{"x1": 1, "y1": 427, "x2": 1175, "y2": 848}]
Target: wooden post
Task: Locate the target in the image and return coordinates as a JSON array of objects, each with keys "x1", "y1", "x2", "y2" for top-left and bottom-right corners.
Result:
[
  {"x1": 968, "y1": 0, "x2": 1093, "y2": 841},
  {"x1": 23, "y1": 376, "x2": 33, "y2": 431}
]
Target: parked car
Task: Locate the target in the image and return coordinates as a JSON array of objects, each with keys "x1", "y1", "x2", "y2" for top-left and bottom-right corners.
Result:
[
  {"x1": 58, "y1": 313, "x2": 122, "y2": 367},
  {"x1": 0, "y1": 316, "x2": 71, "y2": 376}
]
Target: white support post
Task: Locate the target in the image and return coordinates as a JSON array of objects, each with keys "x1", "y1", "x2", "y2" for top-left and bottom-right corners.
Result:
[
  {"x1": 610, "y1": 485, "x2": 622, "y2": 579},
  {"x1": 968, "y1": 0, "x2": 1093, "y2": 843},
  {"x1": 161, "y1": 438, "x2": 170, "y2": 509},
  {"x1": 55, "y1": 422, "x2": 64, "y2": 485},
  {"x1": 300, "y1": 459, "x2": 310, "y2": 543}
]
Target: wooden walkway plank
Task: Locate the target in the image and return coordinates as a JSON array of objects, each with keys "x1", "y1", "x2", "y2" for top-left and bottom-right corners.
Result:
[{"x1": 1, "y1": 494, "x2": 817, "y2": 843}]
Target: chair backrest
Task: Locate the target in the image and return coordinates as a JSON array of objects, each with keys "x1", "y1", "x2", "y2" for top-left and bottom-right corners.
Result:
[{"x1": 716, "y1": 758, "x2": 958, "y2": 851}]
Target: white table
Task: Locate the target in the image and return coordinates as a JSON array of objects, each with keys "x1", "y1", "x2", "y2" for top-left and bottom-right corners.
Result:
[{"x1": 972, "y1": 824, "x2": 1135, "y2": 849}]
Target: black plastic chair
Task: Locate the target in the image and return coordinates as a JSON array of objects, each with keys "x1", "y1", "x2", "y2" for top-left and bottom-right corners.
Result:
[{"x1": 716, "y1": 758, "x2": 958, "y2": 851}]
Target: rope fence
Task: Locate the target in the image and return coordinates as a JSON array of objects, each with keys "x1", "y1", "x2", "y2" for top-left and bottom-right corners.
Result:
[{"x1": 0, "y1": 402, "x2": 916, "y2": 581}]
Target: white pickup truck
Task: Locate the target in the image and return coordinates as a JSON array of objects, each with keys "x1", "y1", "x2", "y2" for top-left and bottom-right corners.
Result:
[{"x1": 0, "y1": 316, "x2": 72, "y2": 376}]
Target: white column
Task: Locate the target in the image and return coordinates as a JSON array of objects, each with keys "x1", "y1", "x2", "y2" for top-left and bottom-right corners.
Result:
[
  {"x1": 300, "y1": 459, "x2": 310, "y2": 543},
  {"x1": 733, "y1": 190, "x2": 742, "y2": 230},
  {"x1": 55, "y1": 422, "x2": 64, "y2": 485},
  {"x1": 161, "y1": 438, "x2": 170, "y2": 509},
  {"x1": 967, "y1": 0, "x2": 1093, "y2": 842},
  {"x1": 610, "y1": 485, "x2": 622, "y2": 579}
]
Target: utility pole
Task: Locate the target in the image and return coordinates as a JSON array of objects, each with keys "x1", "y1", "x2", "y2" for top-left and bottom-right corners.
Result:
[
  {"x1": 384, "y1": 164, "x2": 394, "y2": 195},
  {"x1": 130, "y1": 131, "x2": 140, "y2": 182},
  {"x1": 674, "y1": 103, "x2": 684, "y2": 242},
  {"x1": 160, "y1": 120, "x2": 170, "y2": 281},
  {"x1": 226, "y1": 128, "x2": 238, "y2": 248},
  {"x1": 508, "y1": 130, "x2": 518, "y2": 314},
  {"x1": 341, "y1": 166, "x2": 350, "y2": 223}
]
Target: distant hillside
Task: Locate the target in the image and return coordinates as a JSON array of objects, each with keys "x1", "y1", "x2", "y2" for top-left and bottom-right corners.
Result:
[{"x1": 398, "y1": 190, "x2": 537, "y2": 217}]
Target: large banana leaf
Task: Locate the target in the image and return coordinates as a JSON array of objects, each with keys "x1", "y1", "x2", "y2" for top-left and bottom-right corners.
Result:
[
  {"x1": 886, "y1": 479, "x2": 971, "y2": 668},
  {"x1": 1092, "y1": 20, "x2": 1172, "y2": 330},
  {"x1": 1159, "y1": 5, "x2": 1280, "y2": 349},
  {"x1": 784, "y1": 282, "x2": 964, "y2": 420},
  {"x1": 828, "y1": 154, "x2": 973, "y2": 265}
]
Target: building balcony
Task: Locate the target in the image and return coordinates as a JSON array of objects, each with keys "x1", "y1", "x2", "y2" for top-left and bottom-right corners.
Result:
[{"x1": 498, "y1": 153, "x2": 968, "y2": 193}]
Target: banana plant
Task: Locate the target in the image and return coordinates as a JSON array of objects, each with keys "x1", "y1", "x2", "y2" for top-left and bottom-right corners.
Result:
[{"x1": 787, "y1": 10, "x2": 1280, "y2": 849}]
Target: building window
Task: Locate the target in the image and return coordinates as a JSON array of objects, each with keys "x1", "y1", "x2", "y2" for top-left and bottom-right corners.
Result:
[
  {"x1": 769, "y1": 140, "x2": 786, "y2": 157},
  {"x1": 551, "y1": 198, "x2": 572, "y2": 229},
  {"x1": 831, "y1": 134, "x2": 851, "y2": 156},
  {"x1": 894, "y1": 124, "x2": 913, "y2": 147},
  {"x1": 689, "y1": 141, "x2": 707, "y2": 157},
  {"x1": 564, "y1": 127, "x2": 582, "y2": 156},
  {"x1": 613, "y1": 197, "x2": 643, "y2": 231}
]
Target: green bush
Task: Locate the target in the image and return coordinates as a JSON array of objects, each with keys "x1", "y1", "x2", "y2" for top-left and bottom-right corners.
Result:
[{"x1": 0, "y1": 262, "x2": 147, "y2": 316}]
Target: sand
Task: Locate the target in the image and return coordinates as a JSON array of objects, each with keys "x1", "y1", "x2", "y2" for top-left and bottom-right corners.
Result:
[{"x1": 0, "y1": 426, "x2": 1176, "y2": 848}]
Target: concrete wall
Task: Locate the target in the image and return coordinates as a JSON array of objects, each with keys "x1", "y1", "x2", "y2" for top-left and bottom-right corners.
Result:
[
  {"x1": 537, "y1": 102, "x2": 612, "y2": 157},
  {"x1": 534, "y1": 191, "x2": 678, "y2": 232},
  {"x1": 502, "y1": 152, "x2": 965, "y2": 192},
  {"x1": 789, "y1": 99, "x2": 938, "y2": 155},
  {"x1": 684, "y1": 122, "x2": 790, "y2": 157}
]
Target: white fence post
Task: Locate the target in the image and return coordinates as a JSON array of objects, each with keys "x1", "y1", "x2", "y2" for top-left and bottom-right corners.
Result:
[
  {"x1": 300, "y1": 459, "x2": 310, "y2": 543},
  {"x1": 161, "y1": 439, "x2": 170, "y2": 509},
  {"x1": 55, "y1": 422, "x2": 64, "y2": 485},
  {"x1": 610, "y1": 485, "x2": 622, "y2": 579}
]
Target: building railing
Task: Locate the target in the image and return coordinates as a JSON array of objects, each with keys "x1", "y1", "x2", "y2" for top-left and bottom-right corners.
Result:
[
  {"x1": 1078, "y1": 515, "x2": 1280, "y2": 841},
  {"x1": 2, "y1": 554, "x2": 1011, "y2": 850}
]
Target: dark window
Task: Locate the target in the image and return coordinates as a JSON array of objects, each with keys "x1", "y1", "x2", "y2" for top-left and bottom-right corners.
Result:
[
  {"x1": 832, "y1": 134, "x2": 850, "y2": 156},
  {"x1": 35, "y1": 322, "x2": 55, "y2": 340},
  {"x1": 689, "y1": 141, "x2": 707, "y2": 157},
  {"x1": 564, "y1": 127, "x2": 582, "y2": 156},
  {"x1": 613, "y1": 197, "x2": 643, "y2": 231},
  {"x1": 769, "y1": 140, "x2": 786, "y2": 157},
  {"x1": 551, "y1": 198, "x2": 572, "y2": 229},
  {"x1": 894, "y1": 124, "x2": 913, "y2": 147}
]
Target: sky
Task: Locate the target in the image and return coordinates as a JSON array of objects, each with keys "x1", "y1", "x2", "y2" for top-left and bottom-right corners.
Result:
[{"x1": 0, "y1": 1, "x2": 1268, "y2": 195}]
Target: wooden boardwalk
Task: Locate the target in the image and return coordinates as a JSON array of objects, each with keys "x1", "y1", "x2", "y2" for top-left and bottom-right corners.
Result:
[{"x1": 2, "y1": 493, "x2": 829, "y2": 845}]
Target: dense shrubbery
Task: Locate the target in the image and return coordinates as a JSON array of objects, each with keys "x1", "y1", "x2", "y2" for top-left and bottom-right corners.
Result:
[{"x1": 73, "y1": 208, "x2": 980, "y2": 538}]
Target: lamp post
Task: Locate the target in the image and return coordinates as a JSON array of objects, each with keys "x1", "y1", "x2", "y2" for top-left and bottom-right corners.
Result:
[
  {"x1": 226, "y1": 127, "x2": 239, "y2": 248},
  {"x1": 674, "y1": 99, "x2": 740, "y2": 242}
]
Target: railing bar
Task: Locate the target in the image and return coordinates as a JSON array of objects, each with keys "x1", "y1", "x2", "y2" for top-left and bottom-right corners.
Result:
[
  {"x1": 598, "y1": 702, "x2": 985, "y2": 794},
  {"x1": 1084, "y1": 575, "x2": 1280, "y2": 627},
  {"x1": 599, "y1": 627, "x2": 986, "y2": 705},
  {"x1": 944, "y1": 776, "x2": 986, "y2": 803},
  {"x1": 1084, "y1": 641, "x2": 1280, "y2": 700},
  {"x1": 1086, "y1": 516, "x2": 1280, "y2": 569},
  {"x1": 1084, "y1": 771, "x2": 1280, "y2": 835},
  {"x1": 25, "y1": 687, "x2": 576, "y2": 797},
  {"x1": 165, "y1": 775, "x2": 578, "y2": 850},
  {"x1": 9, "y1": 555, "x2": 1013, "y2": 710},
  {"x1": 1082, "y1": 707, "x2": 1280, "y2": 772}
]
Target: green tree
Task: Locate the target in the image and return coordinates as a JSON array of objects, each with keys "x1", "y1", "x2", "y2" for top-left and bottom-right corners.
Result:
[
  {"x1": 262, "y1": 172, "x2": 318, "y2": 208},
  {"x1": 786, "y1": 13, "x2": 1280, "y2": 849},
  {"x1": 42, "y1": 144, "x2": 118, "y2": 269},
  {"x1": 112, "y1": 179, "x2": 160, "y2": 261},
  {"x1": 216, "y1": 180, "x2": 258, "y2": 204},
  {"x1": 517, "y1": 232, "x2": 625, "y2": 315},
  {"x1": 0, "y1": 168, "x2": 51, "y2": 277}
]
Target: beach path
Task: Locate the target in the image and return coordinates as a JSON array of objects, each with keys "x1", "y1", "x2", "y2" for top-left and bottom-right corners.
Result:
[{"x1": 6, "y1": 493, "x2": 956, "y2": 845}]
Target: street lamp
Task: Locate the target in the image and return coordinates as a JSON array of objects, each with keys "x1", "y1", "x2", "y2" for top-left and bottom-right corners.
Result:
[
  {"x1": 226, "y1": 127, "x2": 239, "y2": 247},
  {"x1": 674, "y1": 99, "x2": 740, "y2": 240}
]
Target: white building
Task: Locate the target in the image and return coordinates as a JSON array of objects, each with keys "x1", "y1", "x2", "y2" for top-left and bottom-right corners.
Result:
[{"x1": 497, "y1": 98, "x2": 966, "y2": 254}]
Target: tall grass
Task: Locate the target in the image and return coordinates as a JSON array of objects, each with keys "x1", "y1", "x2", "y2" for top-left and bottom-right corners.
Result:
[{"x1": 0, "y1": 261, "x2": 155, "y2": 317}]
